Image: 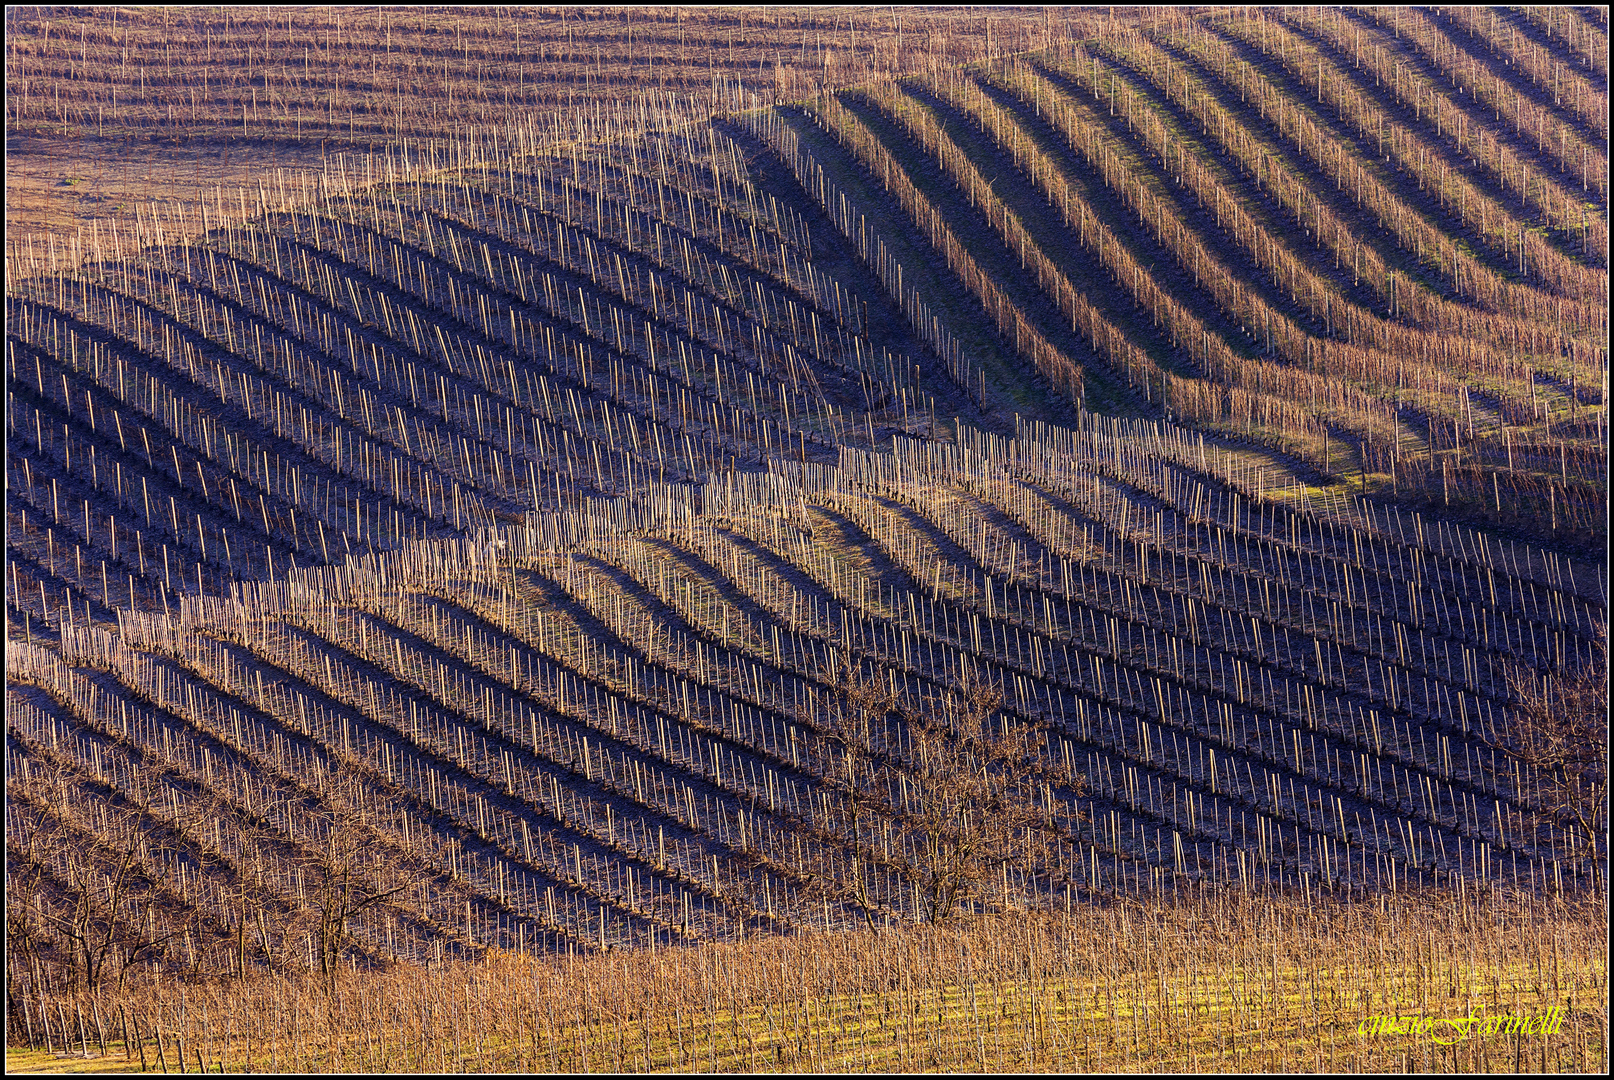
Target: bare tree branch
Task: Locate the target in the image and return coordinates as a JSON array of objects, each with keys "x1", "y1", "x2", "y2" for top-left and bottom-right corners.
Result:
[{"x1": 1486, "y1": 625, "x2": 1607, "y2": 858}]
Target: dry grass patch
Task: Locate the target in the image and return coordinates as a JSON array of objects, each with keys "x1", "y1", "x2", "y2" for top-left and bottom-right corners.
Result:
[{"x1": 9, "y1": 887, "x2": 1605, "y2": 1073}]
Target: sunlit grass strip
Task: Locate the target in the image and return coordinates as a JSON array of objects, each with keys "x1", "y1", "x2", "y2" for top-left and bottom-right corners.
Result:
[
  {"x1": 6, "y1": 964, "x2": 1597, "y2": 1073},
  {"x1": 9, "y1": 891, "x2": 1605, "y2": 1074}
]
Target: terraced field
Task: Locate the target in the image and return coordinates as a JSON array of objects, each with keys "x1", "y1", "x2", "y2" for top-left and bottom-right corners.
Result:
[{"x1": 5, "y1": 5, "x2": 1607, "y2": 1010}]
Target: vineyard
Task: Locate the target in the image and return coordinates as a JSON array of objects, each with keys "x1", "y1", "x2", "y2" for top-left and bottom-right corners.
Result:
[
  {"x1": 4, "y1": 1, "x2": 1608, "y2": 1030},
  {"x1": 3, "y1": 6, "x2": 1064, "y2": 248},
  {"x1": 5, "y1": 6, "x2": 1071, "y2": 147}
]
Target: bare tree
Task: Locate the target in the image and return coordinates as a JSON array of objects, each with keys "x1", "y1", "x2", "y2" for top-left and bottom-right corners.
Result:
[
  {"x1": 301, "y1": 757, "x2": 409, "y2": 984},
  {"x1": 1487, "y1": 629, "x2": 1608, "y2": 858},
  {"x1": 900, "y1": 664, "x2": 1080, "y2": 923},
  {"x1": 818, "y1": 657, "x2": 1083, "y2": 925},
  {"x1": 818, "y1": 655, "x2": 901, "y2": 928},
  {"x1": 5, "y1": 765, "x2": 190, "y2": 995},
  {"x1": 6, "y1": 851, "x2": 59, "y2": 1003}
]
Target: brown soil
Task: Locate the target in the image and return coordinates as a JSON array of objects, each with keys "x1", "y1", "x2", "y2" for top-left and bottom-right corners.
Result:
[{"x1": 5, "y1": 134, "x2": 338, "y2": 255}]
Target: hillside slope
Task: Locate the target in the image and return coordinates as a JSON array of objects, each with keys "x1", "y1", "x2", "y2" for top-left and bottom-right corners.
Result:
[{"x1": 5, "y1": 6, "x2": 1607, "y2": 999}]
